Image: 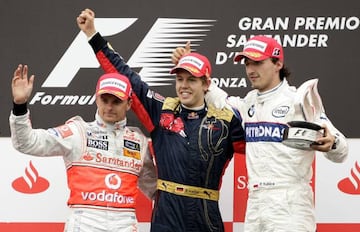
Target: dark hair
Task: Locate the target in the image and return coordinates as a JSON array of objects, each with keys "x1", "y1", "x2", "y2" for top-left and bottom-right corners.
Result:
[
  {"x1": 200, "y1": 76, "x2": 209, "y2": 85},
  {"x1": 271, "y1": 58, "x2": 291, "y2": 81}
]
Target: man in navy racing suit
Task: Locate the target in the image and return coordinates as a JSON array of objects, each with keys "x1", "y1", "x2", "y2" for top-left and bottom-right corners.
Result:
[{"x1": 77, "y1": 8, "x2": 245, "y2": 232}]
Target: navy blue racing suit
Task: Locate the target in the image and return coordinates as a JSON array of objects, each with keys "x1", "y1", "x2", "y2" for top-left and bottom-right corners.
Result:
[{"x1": 88, "y1": 32, "x2": 245, "y2": 232}]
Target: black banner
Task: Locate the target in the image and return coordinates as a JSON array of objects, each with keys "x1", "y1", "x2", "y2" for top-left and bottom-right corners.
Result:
[{"x1": 1, "y1": 0, "x2": 359, "y2": 137}]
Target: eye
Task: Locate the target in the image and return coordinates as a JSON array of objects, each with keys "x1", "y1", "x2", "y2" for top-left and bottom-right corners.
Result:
[
  {"x1": 188, "y1": 77, "x2": 197, "y2": 82},
  {"x1": 176, "y1": 76, "x2": 183, "y2": 81}
]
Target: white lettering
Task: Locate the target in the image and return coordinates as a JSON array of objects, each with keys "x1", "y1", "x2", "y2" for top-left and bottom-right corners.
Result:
[
  {"x1": 29, "y1": 92, "x2": 96, "y2": 105},
  {"x1": 294, "y1": 16, "x2": 360, "y2": 30},
  {"x1": 215, "y1": 52, "x2": 228, "y2": 64},
  {"x1": 246, "y1": 125, "x2": 284, "y2": 139},
  {"x1": 236, "y1": 175, "x2": 248, "y2": 190},
  {"x1": 211, "y1": 78, "x2": 247, "y2": 88},
  {"x1": 238, "y1": 17, "x2": 289, "y2": 30},
  {"x1": 81, "y1": 190, "x2": 135, "y2": 204},
  {"x1": 227, "y1": 34, "x2": 329, "y2": 48}
]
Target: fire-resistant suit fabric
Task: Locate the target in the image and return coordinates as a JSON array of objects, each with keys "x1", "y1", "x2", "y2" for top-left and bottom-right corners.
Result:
[
  {"x1": 205, "y1": 79, "x2": 348, "y2": 232},
  {"x1": 9, "y1": 110, "x2": 156, "y2": 232},
  {"x1": 87, "y1": 32, "x2": 246, "y2": 232}
]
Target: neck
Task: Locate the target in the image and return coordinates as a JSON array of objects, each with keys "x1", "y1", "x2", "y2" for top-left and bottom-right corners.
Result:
[{"x1": 181, "y1": 103, "x2": 205, "y2": 111}]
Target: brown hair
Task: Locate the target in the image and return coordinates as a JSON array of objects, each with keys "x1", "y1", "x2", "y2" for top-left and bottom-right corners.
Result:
[{"x1": 271, "y1": 58, "x2": 291, "y2": 81}]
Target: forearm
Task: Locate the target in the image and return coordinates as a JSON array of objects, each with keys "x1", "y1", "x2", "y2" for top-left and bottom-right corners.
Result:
[
  {"x1": 9, "y1": 111, "x2": 71, "y2": 157},
  {"x1": 322, "y1": 119, "x2": 348, "y2": 163},
  {"x1": 88, "y1": 32, "x2": 163, "y2": 132},
  {"x1": 205, "y1": 82, "x2": 229, "y2": 109}
]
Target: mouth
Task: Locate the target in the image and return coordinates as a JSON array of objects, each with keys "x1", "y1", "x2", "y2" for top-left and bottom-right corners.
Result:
[
  {"x1": 249, "y1": 76, "x2": 258, "y2": 81},
  {"x1": 104, "y1": 112, "x2": 115, "y2": 117},
  {"x1": 179, "y1": 91, "x2": 192, "y2": 98}
]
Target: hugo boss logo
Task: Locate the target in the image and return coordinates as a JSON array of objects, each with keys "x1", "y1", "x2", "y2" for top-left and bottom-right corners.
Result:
[{"x1": 87, "y1": 139, "x2": 109, "y2": 150}]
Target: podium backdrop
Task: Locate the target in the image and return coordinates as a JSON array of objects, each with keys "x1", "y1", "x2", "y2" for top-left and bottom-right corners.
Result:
[{"x1": 0, "y1": 1, "x2": 359, "y2": 231}]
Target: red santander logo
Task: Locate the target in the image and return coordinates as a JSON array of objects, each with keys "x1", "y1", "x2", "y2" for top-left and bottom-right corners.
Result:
[
  {"x1": 338, "y1": 160, "x2": 360, "y2": 194},
  {"x1": 12, "y1": 161, "x2": 50, "y2": 194}
]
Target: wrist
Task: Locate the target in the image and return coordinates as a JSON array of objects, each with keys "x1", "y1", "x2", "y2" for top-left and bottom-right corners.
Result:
[
  {"x1": 86, "y1": 30, "x2": 97, "y2": 40},
  {"x1": 13, "y1": 102, "x2": 28, "y2": 116},
  {"x1": 331, "y1": 135, "x2": 339, "y2": 150}
]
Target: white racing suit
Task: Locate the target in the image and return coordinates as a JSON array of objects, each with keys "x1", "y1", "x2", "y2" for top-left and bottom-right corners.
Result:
[
  {"x1": 206, "y1": 79, "x2": 348, "y2": 232},
  {"x1": 9, "y1": 110, "x2": 157, "y2": 232}
]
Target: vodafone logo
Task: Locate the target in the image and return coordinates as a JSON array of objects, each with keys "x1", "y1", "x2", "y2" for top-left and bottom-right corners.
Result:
[
  {"x1": 105, "y1": 173, "x2": 121, "y2": 190},
  {"x1": 12, "y1": 161, "x2": 50, "y2": 194},
  {"x1": 338, "y1": 160, "x2": 360, "y2": 194}
]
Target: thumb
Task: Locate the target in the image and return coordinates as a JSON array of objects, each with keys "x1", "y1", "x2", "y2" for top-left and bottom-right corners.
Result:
[
  {"x1": 28, "y1": 75, "x2": 35, "y2": 86},
  {"x1": 185, "y1": 41, "x2": 191, "y2": 54}
]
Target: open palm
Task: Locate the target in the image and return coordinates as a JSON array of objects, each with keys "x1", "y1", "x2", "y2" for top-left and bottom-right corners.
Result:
[{"x1": 12, "y1": 64, "x2": 34, "y2": 104}]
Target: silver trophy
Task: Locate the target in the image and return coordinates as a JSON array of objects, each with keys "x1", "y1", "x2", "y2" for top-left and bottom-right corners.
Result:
[{"x1": 282, "y1": 121, "x2": 323, "y2": 150}]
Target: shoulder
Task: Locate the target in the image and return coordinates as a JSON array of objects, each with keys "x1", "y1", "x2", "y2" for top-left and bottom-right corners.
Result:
[
  {"x1": 65, "y1": 115, "x2": 85, "y2": 124},
  {"x1": 127, "y1": 126, "x2": 146, "y2": 137},
  {"x1": 125, "y1": 126, "x2": 148, "y2": 145},
  {"x1": 207, "y1": 104, "x2": 234, "y2": 122},
  {"x1": 244, "y1": 89, "x2": 258, "y2": 101},
  {"x1": 47, "y1": 116, "x2": 84, "y2": 139},
  {"x1": 162, "y1": 97, "x2": 180, "y2": 111}
]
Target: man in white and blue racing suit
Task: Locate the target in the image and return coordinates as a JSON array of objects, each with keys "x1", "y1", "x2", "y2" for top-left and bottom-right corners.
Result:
[
  {"x1": 173, "y1": 35, "x2": 349, "y2": 232},
  {"x1": 206, "y1": 35, "x2": 348, "y2": 232}
]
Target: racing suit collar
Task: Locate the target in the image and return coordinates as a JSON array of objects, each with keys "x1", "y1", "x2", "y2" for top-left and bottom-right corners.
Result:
[
  {"x1": 256, "y1": 79, "x2": 288, "y2": 103},
  {"x1": 95, "y1": 111, "x2": 127, "y2": 131},
  {"x1": 179, "y1": 104, "x2": 207, "y2": 120}
]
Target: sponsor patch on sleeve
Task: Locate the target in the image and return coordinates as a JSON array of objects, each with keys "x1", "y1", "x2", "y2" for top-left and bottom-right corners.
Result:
[{"x1": 53, "y1": 125, "x2": 74, "y2": 138}]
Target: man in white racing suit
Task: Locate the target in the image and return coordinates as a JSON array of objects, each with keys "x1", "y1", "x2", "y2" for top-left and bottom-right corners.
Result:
[
  {"x1": 9, "y1": 64, "x2": 157, "y2": 232},
  {"x1": 173, "y1": 36, "x2": 348, "y2": 231}
]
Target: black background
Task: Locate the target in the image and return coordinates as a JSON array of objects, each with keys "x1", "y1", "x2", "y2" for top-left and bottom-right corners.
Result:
[{"x1": 1, "y1": 0, "x2": 359, "y2": 137}]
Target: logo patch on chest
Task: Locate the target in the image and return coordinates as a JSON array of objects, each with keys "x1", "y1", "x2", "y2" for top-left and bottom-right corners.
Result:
[
  {"x1": 87, "y1": 139, "x2": 109, "y2": 150},
  {"x1": 272, "y1": 106, "x2": 289, "y2": 118},
  {"x1": 124, "y1": 140, "x2": 141, "y2": 159}
]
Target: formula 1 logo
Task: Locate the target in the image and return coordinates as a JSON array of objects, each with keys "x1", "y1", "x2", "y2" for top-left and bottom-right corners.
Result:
[{"x1": 32, "y1": 18, "x2": 215, "y2": 106}]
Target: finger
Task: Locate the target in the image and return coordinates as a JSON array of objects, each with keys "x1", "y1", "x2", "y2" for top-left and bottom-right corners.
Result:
[
  {"x1": 81, "y1": 9, "x2": 94, "y2": 19},
  {"x1": 85, "y1": 8, "x2": 95, "y2": 17},
  {"x1": 23, "y1": 65, "x2": 28, "y2": 79},
  {"x1": 171, "y1": 54, "x2": 178, "y2": 64},
  {"x1": 174, "y1": 48, "x2": 183, "y2": 57},
  {"x1": 171, "y1": 48, "x2": 184, "y2": 64},
  {"x1": 79, "y1": 11, "x2": 89, "y2": 19},
  {"x1": 323, "y1": 125, "x2": 330, "y2": 137},
  {"x1": 76, "y1": 16, "x2": 85, "y2": 24},
  {"x1": 28, "y1": 75, "x2": 35, "y2": 86},
  {"x1": 14, "y1": 64, "x2": 22, "y2": 77},
  {"x1": 185, "y1": 41, "x2": 191, "y2": 53}
]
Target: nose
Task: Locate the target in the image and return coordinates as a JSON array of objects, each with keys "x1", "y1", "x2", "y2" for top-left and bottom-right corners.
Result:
[
  {"x1": 180, "y1": 79, "x2": 190, "y2": 88},
  {"x1": 105, "y1": 102, "x2": 114, "y2": 110},
  {"x1": 245, "y1": 65, "x2": 255, "y2": 76}
]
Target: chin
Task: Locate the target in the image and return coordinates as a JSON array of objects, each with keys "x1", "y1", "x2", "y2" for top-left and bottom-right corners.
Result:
[
  {"x1": 103, "y1": 118, "x2": 116, "y2": 123},
  {"x1": 181, "y1": 100, "x2": 192, "y2": 106}
]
